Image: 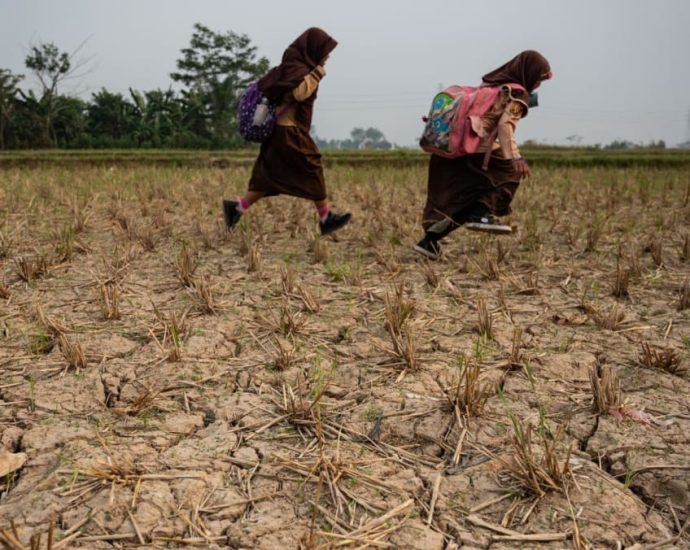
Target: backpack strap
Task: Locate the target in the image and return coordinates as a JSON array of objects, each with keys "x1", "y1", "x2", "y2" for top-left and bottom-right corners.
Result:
[
  {"x1": 276, "y1": 103, "x2": 293, "y2": 118},
  {"x1": 481, "y1": 128, "x2": 498, "y2": 170},
  {"x1": 274, "y1": 98, "x2": 298, "y2": 122}
]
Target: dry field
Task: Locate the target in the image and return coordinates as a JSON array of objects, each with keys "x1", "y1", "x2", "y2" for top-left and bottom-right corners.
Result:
[{"x1": 0, "y1": 160, "x2": 689, "y2": 549}]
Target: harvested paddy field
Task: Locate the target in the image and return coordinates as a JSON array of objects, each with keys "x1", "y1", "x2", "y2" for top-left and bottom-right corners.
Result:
[{"x1": 1, "y1": 159, "x2": 689, "y2": 548}]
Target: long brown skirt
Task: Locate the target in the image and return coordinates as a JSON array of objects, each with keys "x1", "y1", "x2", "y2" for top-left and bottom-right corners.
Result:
[
  {"x1": 422, "y1": 153, "x2": 519, "y2": 233},
  {"x1": 248, "y1": 125, "x2": 327, "y2": 201}
]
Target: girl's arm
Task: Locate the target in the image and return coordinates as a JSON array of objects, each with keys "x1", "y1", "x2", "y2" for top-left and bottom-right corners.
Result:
[
  {"x1": 496, "y1": 100, "x2": 524, "y2": 160},
  {"x1": 497, "y1": 96, "x2": 530, "y2": 178},
  {"x1": 292, "y1": 66, "x2": 326, "y2": 102}
]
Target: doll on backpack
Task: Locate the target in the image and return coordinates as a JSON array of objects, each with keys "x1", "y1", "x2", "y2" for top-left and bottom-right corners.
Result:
[
  {"x1": 224, "y1": 28, "x2": 351, "y2": 236},
  {"x1": 415, "y1": 50, "x2": 552, "y2": 260}
]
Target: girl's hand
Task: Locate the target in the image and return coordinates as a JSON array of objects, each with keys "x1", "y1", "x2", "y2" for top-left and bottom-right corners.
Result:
[{"x1": 512, "y1": 157, "x2": 531, "y2": 179}]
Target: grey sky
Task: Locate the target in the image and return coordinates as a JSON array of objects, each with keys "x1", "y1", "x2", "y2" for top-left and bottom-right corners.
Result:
[{"x1": 2, "y1": 0, "x2": 689, "y2": 146}]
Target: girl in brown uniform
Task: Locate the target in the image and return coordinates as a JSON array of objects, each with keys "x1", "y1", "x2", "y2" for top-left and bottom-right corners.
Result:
[
  {"x1": 415, "y1": 50, "x2": 552, "y2": 260},
  {"x1": 224, "y1": 28, "x2": 351, "y2": 236}
]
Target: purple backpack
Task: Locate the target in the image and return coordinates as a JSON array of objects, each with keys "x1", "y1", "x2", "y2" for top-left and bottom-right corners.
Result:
[{"x1": 237, "y1": 81, "x2": 281, "y2": 143}]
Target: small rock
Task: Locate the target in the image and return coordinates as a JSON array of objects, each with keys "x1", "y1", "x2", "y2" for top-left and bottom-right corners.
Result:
[
  {"x1": 233, "y1": 446, "x2": 259, "y2": 466},
  {"x1": 0, "y1": 451, "x2": 27, "y2": 477},
  {"x1": 162, "y1": 413, "x2": 204, "y2": 435},
  {"x1": 0, "y1": 427, "x2": 23, "y2": 452},
  {"x1": 389, "y1": 521, "x2": 445, "y2": 550}
]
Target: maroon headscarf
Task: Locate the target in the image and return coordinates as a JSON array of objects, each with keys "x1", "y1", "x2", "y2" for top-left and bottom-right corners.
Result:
[
  {"x1": 482, "y1": 50, "x2": 552, "y2": 94},
  {"x1": 258, "y1": 27, "x2": 338, "y2": 103}
]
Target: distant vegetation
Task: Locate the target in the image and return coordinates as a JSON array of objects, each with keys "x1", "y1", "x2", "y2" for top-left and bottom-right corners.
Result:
[
  {"x1": 314, "y1": 127, "x2": 394, "y2": 150},
  {"x1": 2, "y1": 147, "x2": 690, "y2": 169},
  {"x1": 0, "y1": 26, "x2": 679, "y2": 152},
  {"x1": 0, "y1": 24, "x2": 268, "y2": 149}
]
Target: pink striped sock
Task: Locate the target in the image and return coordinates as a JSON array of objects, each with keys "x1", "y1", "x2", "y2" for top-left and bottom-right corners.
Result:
[
  {"x1": 317, "y1": 205, "x2": 330, "y2": 222},
  {"x1": 237, "y1": 197, "x2": 250, "y2": 213}
]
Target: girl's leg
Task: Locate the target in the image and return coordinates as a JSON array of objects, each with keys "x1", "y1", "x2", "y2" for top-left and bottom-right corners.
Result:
[
  {"x1": 222, "y1": 191, "x2": 266, "y2": 230},
  {"x1": 313, "y1": 198, "x2": 351, "y2": 236},
  {"x1": 415, "y1": 209, "x2": 467, "y2": 261},
  {"x1": 314, "y1": 198, "x2": 329, "y2": 221},
  {"x1": 464, "y1": 182, "x2": 517, "y2": 234},
  {"x1": 239, "y1": 190, "x2": 266, "y2": 211}
]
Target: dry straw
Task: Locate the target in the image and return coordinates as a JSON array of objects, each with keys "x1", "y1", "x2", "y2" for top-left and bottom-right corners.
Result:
[
  {"x1": 191, "y1": 277, "x2": 217, "y2": 315},
  {"x1": 582, "y1": 302, "x2": 626, "y2": 331},
  {"x1": 611, "y1": 259, "x2": 630, "y2": 298},
  {"x1": 476, "y1": 298, "x2": 493, "y2": 340},
  {"x1": 112, "y1": 386, "x2": 162, "y2": 416},
  {"x1": 135, "y1": 224, "x2": 157, "y2": 251},
  {"x1": 589, "y1": 365, "x2": 621, "y2": 414},
  {"x1": 496, "y1": 416, "x2": 572, "y2": 498},
  {"x1": 383, "y1": 284, "x2": 414, "y2": 336},
  {"x1": 272, "y1": 338, "x2": 295, "y2": 371},
  {"x1": 15, "y1": 255, "x2": 49, "y2": 282},
  {"x1": 680, "y1": 233, "x2": 690, "y2": 262},
  {"x1": 677, "y1": 279, "x2": 690, "y2": 311},
  {"x1": 383, "y1": 284, "x2": 418, "y2": 370},
  {"x1": 247, "y1": 239, "x2": 262, "y2": 273},
  {"x1": 0, "y1": 519, "x2": 58, "y2": 550},
  {"x1": 440, "y1": 356, "x2": 490, "y2": 418},
  {"x1": 0, "y1": 228, "x2": 13, "y2": 259},
  {"x1": 276, "y1": 299, "x2": 306, "y2": 338},
  {"x1": 476, "y1": 251, "x2": 500, "y2": 280},
  {"x1": 0, "y1": 277, "x2": 10, "y2": 300},
  {"x1": 59, "y1": 336, "x2": 87, "y2": 371},
  {"x1": 98, "y1": 282, "x2": 121, "y2": 320},
  {"x1": 638, "y1": 342, "x2": 686, "y2": 376},
  {"x1": 175, "y1": 240, "x2": 198, "y2": 287}
]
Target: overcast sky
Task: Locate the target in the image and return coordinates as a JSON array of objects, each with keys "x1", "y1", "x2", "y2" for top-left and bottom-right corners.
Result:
[{"x1": 2, "y1": 0, "x2": 689, "y2": 147}]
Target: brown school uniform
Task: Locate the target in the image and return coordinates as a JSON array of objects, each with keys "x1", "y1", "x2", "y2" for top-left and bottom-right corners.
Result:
[
  {"x1": 248, "y1": 67, "x2": 326, "y2": 201},
  {"x1": 422, "y1": 49, "x2": 551, "y2": 236},
  {"x1": 248, "y1": 29, "x2": 336, "y2": 202},
  {"x1": 422, "y1": 87, "x2": 526, "y2": 231}
]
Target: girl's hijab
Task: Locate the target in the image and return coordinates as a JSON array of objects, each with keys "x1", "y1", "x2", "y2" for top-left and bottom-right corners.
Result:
[
  {"x1": 258, "y1": 27, "x2": 338, "y2": 101},
  {"x1": 482, "y1": 50, "x2": 552, "y2": 93}
]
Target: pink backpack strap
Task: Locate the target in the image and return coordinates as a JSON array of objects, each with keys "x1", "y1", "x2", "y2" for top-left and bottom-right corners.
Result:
[{"x1": 481, "y1": 128, "x2": 498, "y2": 170}]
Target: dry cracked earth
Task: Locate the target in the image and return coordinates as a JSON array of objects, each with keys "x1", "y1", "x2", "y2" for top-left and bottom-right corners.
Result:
[{"x1": 0, "y1": 163, "x2": 689, "y2": 549}]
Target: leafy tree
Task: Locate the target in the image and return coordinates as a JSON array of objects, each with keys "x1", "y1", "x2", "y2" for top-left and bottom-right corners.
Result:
[
  {"x1": 0, "y1": 28, "x2": 274, "y2": 149},
  {"x1": 86, "y1": 89, "x2": 137, "y2": 146},
  {"x1": 171, "y1": 23, "x2": 269, "y2": 146},
  {"x1": 25, "y1": 43, "x2": 71, "y2": 97},
  {"x1": 23, "y1": 42, "x2": 77, "y2": 146},
  {"x1": 0, "y1": 69, "x2": 23, "y2": 149},
  {"x1": 128, "y1": 88, "x2": 183, "y2": 147},
  {"x1": 52, "y1": 95, "x2": 87, "y2": 147},
  {"x1": 332, "y1": 127, "x2": 392, "y2": 150},
  {"x1": 13, "y1": 90, "x2": 54, "y2": 147},
  {"x1": 171, "y1": 23, "x2": 268, "y2": 92},
  {"x1": 179, "y1": 88, "x2": 211, "y2": 143}
]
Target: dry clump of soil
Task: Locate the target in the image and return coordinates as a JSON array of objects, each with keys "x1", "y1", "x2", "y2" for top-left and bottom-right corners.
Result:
[{"x1": 0, "y1": 163, "x2": 689, "y2": 549}]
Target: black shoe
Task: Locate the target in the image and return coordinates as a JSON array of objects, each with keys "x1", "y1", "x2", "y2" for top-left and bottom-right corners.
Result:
[
  {"x1": 414, "y1": 238, "x2": 442, "y2": 260},
  {"x1": 320, "y1": 211, "x2": 352, "y2": 236},
  {"x1": 223, "y1": 199, "x2": 242, "y2": 230},
  {"x1": 465, "y1": 210, "x2": 512, "y2": 234}
]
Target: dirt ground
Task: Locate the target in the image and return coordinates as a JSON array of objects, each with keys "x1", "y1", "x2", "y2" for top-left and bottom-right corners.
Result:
[{"x1": 1, "y1": 163, "x2": 689, "y2": 549}]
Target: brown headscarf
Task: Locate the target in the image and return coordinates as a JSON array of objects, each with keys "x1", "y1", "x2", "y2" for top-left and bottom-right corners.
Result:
[
  {"x1": 482, "y1": 50, "x2": 551, "y2": 94},
  {"x1": 258, "y1": 27, "x2": 337, "y2": 102}
]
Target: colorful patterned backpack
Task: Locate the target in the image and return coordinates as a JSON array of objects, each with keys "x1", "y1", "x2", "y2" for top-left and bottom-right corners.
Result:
[
  {"x1": 237, "y1": 81, "x2": 282, "y2": 143},
  {"x1": 419, "y1": 84, "x2": 526, "y2": 164}
]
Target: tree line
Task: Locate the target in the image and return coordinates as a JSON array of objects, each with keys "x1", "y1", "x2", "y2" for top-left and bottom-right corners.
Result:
[
  {"x1": 0, "y1": 24, "x2": 270, "y2": 149},
  {"x1": 1, "y1": 25, "x2": 395, "y2": 151},
  {"x1": 314, "y1": 127, "x2": 393, "y2": 150}
]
